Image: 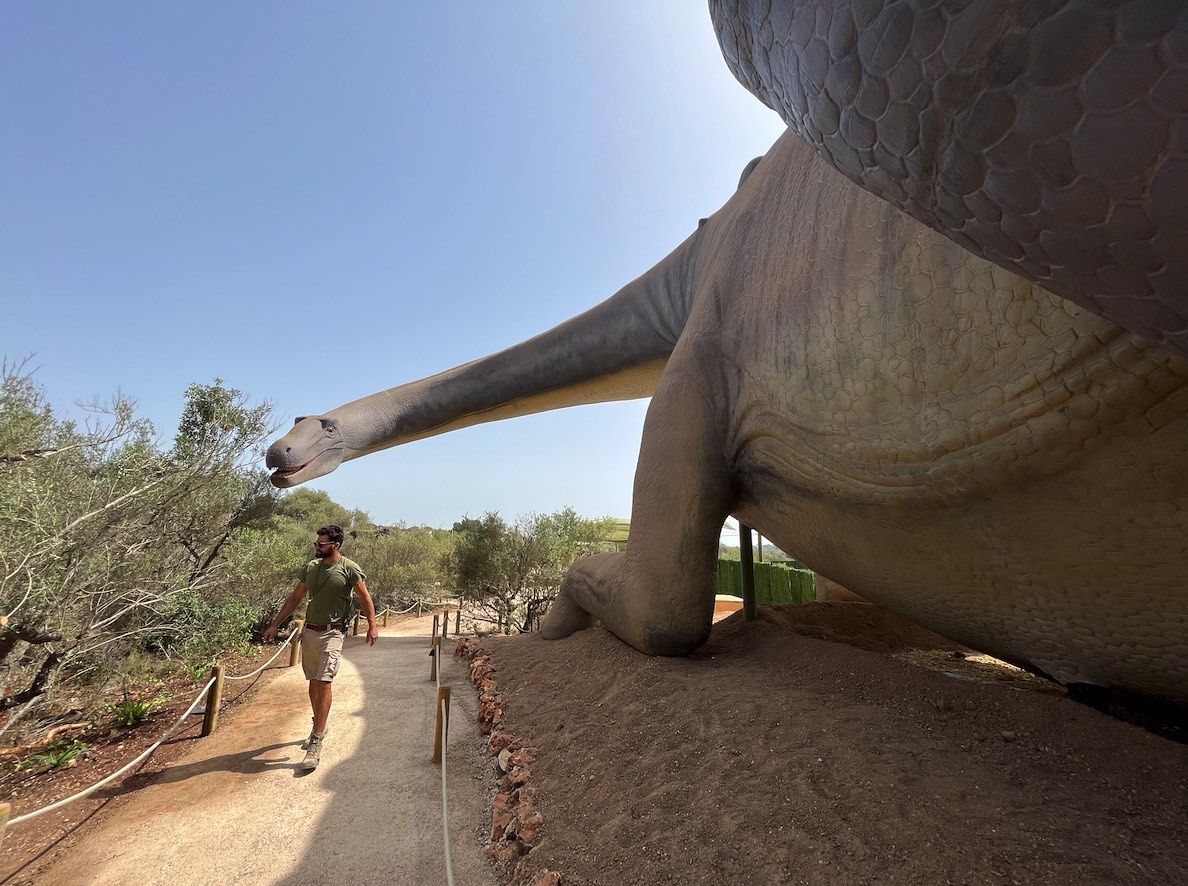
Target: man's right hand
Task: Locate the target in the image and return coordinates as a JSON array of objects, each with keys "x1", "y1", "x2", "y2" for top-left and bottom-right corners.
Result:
[{"x1": 262, "y1": 624, "x2": 279, "y2": 643}]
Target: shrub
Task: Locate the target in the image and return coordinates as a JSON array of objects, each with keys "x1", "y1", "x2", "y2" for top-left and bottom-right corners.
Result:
[
  {"x1": 112, "y1": 697, "x2": 152, "y2": 727},
  {"x1": 147, "y1": 591, "x2": 262, "y2": 672},
  {"x1": 30, "y1": 738, "x2": 87, "y2": 770}
]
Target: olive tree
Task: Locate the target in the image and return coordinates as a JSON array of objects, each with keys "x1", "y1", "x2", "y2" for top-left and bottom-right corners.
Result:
[
  {"x1": 448, "y1": 508, "x2": 616, "y2": 633},
  {"x1": 0, "y1": 365, "x2": 277, "y2": 739}
]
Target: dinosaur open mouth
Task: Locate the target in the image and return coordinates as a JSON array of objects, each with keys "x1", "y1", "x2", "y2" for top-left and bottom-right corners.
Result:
[
  {"x1": 268, "y1": 447, "x2": 344, "y2": 488},
  {"x1": 269, "y1": 461, "x2": 311, "y2": 487}
]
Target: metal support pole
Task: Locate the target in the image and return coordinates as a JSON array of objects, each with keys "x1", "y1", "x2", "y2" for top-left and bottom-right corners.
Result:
[
  {"x1": 432, "y1": 684, "x2": 451, "y2": 764},
  {"x1": 200, "y1": 665, "x2": 225, "y2": 737},
  {"x1": 288, "y1": 620, "x2": 304, "y2": 668},
  {"x1": 740, "y1": 523, "x2": 757, "y2": 621}
]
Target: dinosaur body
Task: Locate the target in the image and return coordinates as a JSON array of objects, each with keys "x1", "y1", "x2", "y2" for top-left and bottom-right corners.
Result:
[
  {"x1": 710, "y1": 0, "x2": 1188, "y2": 358},
  {"x1": 697, "y1": 131, "x2": 1187, "y2": 695},
  {"x1": 267, "y1": 3, "x2": 1188, "y2": 701}
]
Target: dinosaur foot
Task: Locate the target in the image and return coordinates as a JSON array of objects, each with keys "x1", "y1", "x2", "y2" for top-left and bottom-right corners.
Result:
[{"x1": 540, "y1": 585, "x2": 591, "y2": 640}]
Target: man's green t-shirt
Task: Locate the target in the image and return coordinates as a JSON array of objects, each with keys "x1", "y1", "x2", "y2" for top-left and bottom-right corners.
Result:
[{"x1": 301, "y1": 556, "x2": 366, "y2": 625}]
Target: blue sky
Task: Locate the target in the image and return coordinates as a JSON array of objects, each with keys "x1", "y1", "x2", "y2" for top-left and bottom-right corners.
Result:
[{"x1": 2, "y1": 3, "x2": 786, "y2": 528}]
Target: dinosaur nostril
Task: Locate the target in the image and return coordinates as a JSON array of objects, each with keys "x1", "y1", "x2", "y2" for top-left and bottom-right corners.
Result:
[{"x1": 285, "y1": 447, "x2": 291, "y2": 453}]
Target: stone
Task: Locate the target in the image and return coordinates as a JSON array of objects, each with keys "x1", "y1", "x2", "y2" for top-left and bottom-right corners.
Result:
[
  {"x1": 509, "y1": 767, "x2": 532, "y2": 788},
  {"x1": 518, "y1": 811, "x2": 545, "y2": 844},
  {"x1": 486, "y1": 839, "x2": 526, "y2": 863},
  {"x1": 489, "y1": 731, "x2": 514, "y2": 752},
  {"x1": 508, "y1": 746, "x2": 537, "y2": 768}
]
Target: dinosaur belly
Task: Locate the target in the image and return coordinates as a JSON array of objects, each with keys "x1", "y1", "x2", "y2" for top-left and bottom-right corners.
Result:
[{"x1": 711, "y1": 140, "x2": 1188, "y2": 697}]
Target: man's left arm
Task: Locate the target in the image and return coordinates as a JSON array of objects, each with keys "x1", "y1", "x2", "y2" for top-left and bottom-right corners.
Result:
[{"x1": 353, "y1": 579, "x2": 379, "y2": 646}]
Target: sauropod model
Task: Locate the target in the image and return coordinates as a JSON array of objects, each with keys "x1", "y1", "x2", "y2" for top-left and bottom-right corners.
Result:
[{"x1": 268, "y1": 3, "x2": 1187, "y2": 701}]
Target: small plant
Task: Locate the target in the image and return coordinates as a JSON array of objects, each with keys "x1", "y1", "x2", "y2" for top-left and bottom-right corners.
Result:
[
  {"x1": 112, "y1": 697, "x2": 153, "y2": 727},
  {"x1": 30, "y1": 738, "x2": 87, "y2": 771},
  {"x1": 186, "y1": 661, "x2": 214, "y2": 683}
]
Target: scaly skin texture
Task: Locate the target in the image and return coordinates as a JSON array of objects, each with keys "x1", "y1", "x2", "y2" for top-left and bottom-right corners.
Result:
[
  {"x1": 710, "y1": 0, "x2": 1188, "y2": 357},
  {"x1": 544, "y1": 129, "x2": 1187, "y2": 700}
]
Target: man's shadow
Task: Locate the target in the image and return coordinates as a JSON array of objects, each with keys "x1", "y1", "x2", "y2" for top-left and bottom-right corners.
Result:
[{"x1": 94, "y1": 740, "x2": 309, "y2": 798}]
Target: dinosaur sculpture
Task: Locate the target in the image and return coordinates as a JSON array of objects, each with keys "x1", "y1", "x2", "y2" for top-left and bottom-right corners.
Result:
[{"x1": 267, "y1": 2, "x2": 1188, "y2": 702}]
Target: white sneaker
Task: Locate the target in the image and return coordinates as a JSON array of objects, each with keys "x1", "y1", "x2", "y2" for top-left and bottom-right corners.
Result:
[{"x1": 302, "y1": 734, "x2": 324, "y2": 771}]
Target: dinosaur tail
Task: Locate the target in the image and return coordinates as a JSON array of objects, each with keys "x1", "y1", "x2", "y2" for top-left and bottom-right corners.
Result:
[{"x1": 267, "y1": 228, "x2": 701, "y2": 486}]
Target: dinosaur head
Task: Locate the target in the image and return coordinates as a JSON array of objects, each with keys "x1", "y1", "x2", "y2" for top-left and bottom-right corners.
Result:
[{"x1": 266, "y1": 415, "x2": 347, "y2": 488}]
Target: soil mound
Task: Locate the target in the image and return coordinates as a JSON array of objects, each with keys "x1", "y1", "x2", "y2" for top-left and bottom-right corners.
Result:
[
  {"x1": 477, "y1": 604, "x2": 1188, "y2": 885},
  {"x1": 723, "y1": 601, "x2": 965, "y2": 654}
]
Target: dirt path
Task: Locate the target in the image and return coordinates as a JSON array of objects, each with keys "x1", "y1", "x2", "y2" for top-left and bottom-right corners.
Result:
[{"x1": 19, "y1": 616, "x2": 497, "y2": 886}]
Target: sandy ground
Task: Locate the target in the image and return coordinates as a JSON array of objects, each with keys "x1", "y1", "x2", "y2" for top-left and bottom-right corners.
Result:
[
  {"x1": 480, "y1": 603, "x2": 1188, "y2": 886},
  {"x1": 14, "y1": 616, "x2": 497, "y2": 886}
]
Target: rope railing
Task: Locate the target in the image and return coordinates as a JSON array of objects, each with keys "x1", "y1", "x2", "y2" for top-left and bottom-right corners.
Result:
[
  {"x1": 8, "y1": 675, "x2": 217, "y2": 827},
  {"x1": 225, "y1": 628, "x2": 302, "y2": 682},
  {"x1": 5, "y1": 626, "x2": 303, "y2": 829},
  {"x1": 390, "y1": 600, "x2": 421, "y2": 615},
  {"x1": 3, "y1": 606, "x2": 464, "y2": 849},
  {"x1": 432, "y1": 620, "x2": 456, "y2": 886},
  {"x1": 439, "y1": 694, "x2": 455, "y2": 886}
]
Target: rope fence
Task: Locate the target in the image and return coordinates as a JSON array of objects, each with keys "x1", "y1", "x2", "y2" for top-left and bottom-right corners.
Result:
[
  {"x1": 0, "y1": 599, "x2": 466, "y2": 870},
  {"x1": 2, "y1": 620, "x2": 308, "y2": 831},
  {"x1": 225, "y1": 628, "x2": 304, "y2": 682},
  {"x1": 430, "y1": 615, "x2": 456, "y2": 886}
]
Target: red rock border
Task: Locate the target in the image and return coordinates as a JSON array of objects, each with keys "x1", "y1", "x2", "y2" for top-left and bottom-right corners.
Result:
[{"x1": 455, "y1": 638, "x2": 562, "y2": 886}]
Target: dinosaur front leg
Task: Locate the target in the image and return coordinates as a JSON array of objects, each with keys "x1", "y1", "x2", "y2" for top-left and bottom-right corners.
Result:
[{"x1": 543, "y1": 348, "x2": 732, "y2": 655}]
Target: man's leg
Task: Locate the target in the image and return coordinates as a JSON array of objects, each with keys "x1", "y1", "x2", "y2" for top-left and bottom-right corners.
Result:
[
  {"x1": 300, "y1": 627, "x2": 342, "y2": 770},
  {"x1": 302, "y1": 681, "x2": 332, "y2": 771},
  {"x1": 310, "y1": 680, "x2": 332, "y2": 734}
]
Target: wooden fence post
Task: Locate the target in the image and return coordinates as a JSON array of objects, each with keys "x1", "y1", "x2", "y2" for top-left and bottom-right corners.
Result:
[
  {"x1": 0, "y1": 802, "x2": 10, "y2": 850},
  {"x1": 288, "y1": 620, "x2": 304, "y2": 668},
  {"x1": 383, "y1": 609, "x2": 389, "y2": 627},
  {"x1": 201, "y1": 665, "x2": 225, "y2": 737},
  {"x1": 455, "y1": 609, "x2": 461, "y2": 634},
  {"x1": 429, "y1": 636, "x2": 441, "y2": 681},
  {"x1": 442, "y1": 610, "x2": 450, "y2": 641},
  {"x1": 431, "y1": 613, "x2": 439, "y2": 645},
  {"x1": 432, "y1": 684, "x2": 451, "y2": 764}
]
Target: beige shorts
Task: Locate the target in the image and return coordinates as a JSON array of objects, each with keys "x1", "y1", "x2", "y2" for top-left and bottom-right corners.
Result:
[{"x1": 301, "y1": 626, "x2": 344, "y2": 682}]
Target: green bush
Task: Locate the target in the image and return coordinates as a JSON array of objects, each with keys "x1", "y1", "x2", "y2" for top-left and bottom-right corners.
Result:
[
  {"x1": 146, "y1": 591, "x2": 262, "y2": 672},
  {"x1": 29, "y1": 738, "x2": 87, "y2": 770},
  {"x1": 112, "y1": 697, "x2": 152, "y2": 727}
]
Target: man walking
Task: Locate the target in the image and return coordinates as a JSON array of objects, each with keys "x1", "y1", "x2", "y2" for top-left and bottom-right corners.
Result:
[{"x1": 264, "y1": 524, "x2": 378, "y2": 771}]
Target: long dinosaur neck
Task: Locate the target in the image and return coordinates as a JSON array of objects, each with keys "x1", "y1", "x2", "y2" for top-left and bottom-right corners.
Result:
[{"x1": 332, "y1": 231, "x2": 701, "y2": 459}]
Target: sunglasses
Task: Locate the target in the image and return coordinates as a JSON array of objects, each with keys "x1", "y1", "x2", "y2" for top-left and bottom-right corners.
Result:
[{"x1": 313, "y1": 541, "x2": 337, "y2": 548}]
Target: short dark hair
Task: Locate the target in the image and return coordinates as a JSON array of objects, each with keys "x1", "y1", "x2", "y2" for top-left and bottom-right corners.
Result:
[{"x1": 316, "y1": 524, "x2": 344, "y2": 546}]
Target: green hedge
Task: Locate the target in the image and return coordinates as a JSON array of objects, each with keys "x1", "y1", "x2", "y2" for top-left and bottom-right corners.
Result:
[{"x1": 716, "y1": 559, "x2": 816, "y2": 605}]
